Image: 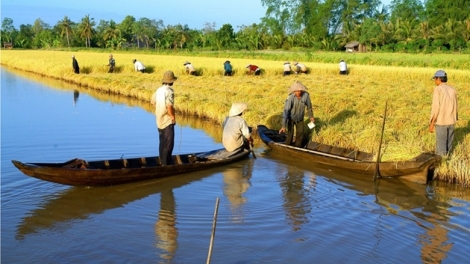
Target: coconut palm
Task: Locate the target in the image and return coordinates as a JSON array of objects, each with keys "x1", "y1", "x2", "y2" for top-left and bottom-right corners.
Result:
[
  {"x1": 79, "y1": 15, "x2": 96, "y2": 48},
  {"x1": 58, "y1": 16, "x2": 73, "y2": 47}
]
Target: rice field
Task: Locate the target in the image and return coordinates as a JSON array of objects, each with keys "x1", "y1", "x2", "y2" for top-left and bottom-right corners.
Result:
[{"x1": 1, "y1": 50, "x2": 469, "y2": 185}]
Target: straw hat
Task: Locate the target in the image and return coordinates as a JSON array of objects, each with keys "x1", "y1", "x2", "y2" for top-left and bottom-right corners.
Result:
[
  {"x1": 183, "y1": 61, "x2": 190, "y2": 65},
  {"x1": 288, "y1": 81, "x2": 308, "y2": 93},
  {"x1": 228, "y1": 103, "x2": 248, "y2": 117},
  {"x1": 284, "y1": 61, "x2": 290, "y2": 64},
  {"x1": 71, "y1": 55, "x2": 75, "y2": 58},
  {"x1": 162, "y1": 71, "x2": 178, "y2": 83},
  {"x1": 293, "y1": 61, "x2": 298, "y2": 65},
  {"x1": 246, "y1": 64, "x2": 251, "y2": 68}
]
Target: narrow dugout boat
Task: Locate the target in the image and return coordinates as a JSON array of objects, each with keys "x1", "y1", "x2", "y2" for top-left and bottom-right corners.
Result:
[
  {"x1": 257, "y1": 125, "x2": 441, "y2": 184},
  {"x1": 12, "y1": 148, "x2": 251, "y2": 186}
]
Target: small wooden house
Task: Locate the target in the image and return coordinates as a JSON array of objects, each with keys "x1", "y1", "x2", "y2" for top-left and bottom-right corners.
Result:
[
  {"x1": 3, "y1": 42, "x2": 13, "y2": 49},
  {"x1": 345, "y1": 41, "x2": 366, "y2": 52}
]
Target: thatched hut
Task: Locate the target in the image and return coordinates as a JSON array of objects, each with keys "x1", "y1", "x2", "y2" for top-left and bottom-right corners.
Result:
[{"x1": 345, "y1": 41, "x2": 366, "y2": 52}]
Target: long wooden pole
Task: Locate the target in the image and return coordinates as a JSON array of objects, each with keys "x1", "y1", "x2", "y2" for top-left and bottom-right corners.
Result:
[
  {"x1": 374, "y1": 101, "x2": 388, "y2": 181},
  {"x1": 206, "y1": 197, "x2": 220, "y2": 264}
]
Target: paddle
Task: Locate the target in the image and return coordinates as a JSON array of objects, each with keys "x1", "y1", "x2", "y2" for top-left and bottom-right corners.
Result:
[
  {"x1": 250, "y1": 144, "x2": 257, "y2": 159},
  {"x1": 373, "y1": 101, "x2": 388, "y2": 181}
]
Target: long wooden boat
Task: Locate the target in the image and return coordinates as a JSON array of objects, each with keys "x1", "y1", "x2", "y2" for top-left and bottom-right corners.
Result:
[
  {"x1": 12, "y1": 148, "x2": 251, "y2": 186},
  {"x1": 257, "y1": 125, "x2": 441, "y2": 184}
]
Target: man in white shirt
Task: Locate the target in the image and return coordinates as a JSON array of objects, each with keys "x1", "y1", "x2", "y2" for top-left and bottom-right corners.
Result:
[
  {"x1": 133, "y1": 59, "x2": 146, "y2": 73},
  {"x1": 222, "y1": 103, "x2": 253, "y2": 153},
  {"x1": 151, "y1": 71, "x2": 177, "y2": 165},
  {"x1": 339, "y1": 59, "x2": 347, "y2": 75}
]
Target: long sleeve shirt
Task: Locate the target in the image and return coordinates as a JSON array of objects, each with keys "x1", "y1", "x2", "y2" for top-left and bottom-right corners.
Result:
[
  {"x1": 222, "y1": 116, "x2": 251, "y2": 152},
  {"x1": 429, "y1": 83, "x2": 458, "y2": 125},
  {"x1": 134, "y1": 61, "x2": 145, "y2": 71},
  {"x1": 282, "y1": 92, "x2": 314, "y2": 127}
]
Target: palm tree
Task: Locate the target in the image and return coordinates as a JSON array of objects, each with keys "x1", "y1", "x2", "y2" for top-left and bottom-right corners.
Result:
[
  {"x1": 79, "y1": 15, "x2": 96, "y2": 48},
  {"x1": 102, "y1": 20, "x2": 121, "y2": 49},
  {"x1": 58, "y1": 16, "x2": 73, "y2": 47}
]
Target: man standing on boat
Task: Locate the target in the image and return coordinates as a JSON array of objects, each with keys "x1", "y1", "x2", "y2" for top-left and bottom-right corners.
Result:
[
  {"x1": 429, "y1": 70, "x2": 458, "y2": 156},
  {"x1": 151, "y1": 71, "x2": 177, "y2": 165},
  {"x1": 279, "y1": 81, "x2": 315, "y2": 147},
  {"x1": 222, "y1": 103, "x2": 253, "y2": 153}
]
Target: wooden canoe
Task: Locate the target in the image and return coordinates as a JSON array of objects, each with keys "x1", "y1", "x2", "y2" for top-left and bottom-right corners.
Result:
[
  {"x1": 257, "y1": 125, "x2": 441, "y2": 184},
  {"x1": 12, "y1": 148, "x2": 251, "y2": 186}
]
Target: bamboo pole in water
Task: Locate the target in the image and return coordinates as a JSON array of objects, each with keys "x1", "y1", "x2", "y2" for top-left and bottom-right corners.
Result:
[{"x1": 206, "y1": 197, "x2": 220, "y2": 264}]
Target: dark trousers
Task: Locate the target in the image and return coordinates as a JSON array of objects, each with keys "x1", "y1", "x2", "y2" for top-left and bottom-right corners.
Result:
[
  {"x1": 285, "y1": 120, "x2": 305, "y2": 147},
  {"x1": 158, "y1": 124, "x2": 175, "y2": 165}
]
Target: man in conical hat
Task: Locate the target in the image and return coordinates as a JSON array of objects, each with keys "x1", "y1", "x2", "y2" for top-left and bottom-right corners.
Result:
[
  {"x1": 222, "y1": 103, "x2": 253, "y2": 152},
  {"x1": 279, "y1": 81, "x2": 315, "y2": 147}
]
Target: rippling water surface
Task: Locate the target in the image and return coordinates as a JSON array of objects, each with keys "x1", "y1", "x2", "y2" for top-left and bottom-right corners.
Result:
[{"x1": 1, "y1": 67, "x2": 469, "y2": 263}]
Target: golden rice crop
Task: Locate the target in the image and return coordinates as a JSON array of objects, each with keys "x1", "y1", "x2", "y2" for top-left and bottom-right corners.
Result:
[{"x1": 1, "y1": 50, "x2": 469, "y2": 185}]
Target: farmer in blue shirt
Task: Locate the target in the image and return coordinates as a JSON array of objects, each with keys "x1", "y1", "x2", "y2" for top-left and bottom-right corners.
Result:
[{"x1": 224, "y1": 60, "x2": 233, "y2": 76}]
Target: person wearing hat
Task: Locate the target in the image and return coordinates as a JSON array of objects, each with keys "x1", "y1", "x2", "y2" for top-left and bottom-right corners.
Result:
[
  {"x1": 183, "y1": 61, "x2": 196, "y2": 75},
  {"x1": 339, "y1": 59, "x2": 347, "y2": 75},
  {"x1": 292, "y1": 61, "x2": 307, "y2": 74},
  {"x1": 133, "y1": 59, "x2": 146, "y2": 73},
  {"x1": 283, "y1": 61, "x2": 292, "y2": 76},
  {"x1": 223, "y1": 60, "x2": 233, "y2": 76},
  {"x1": 222, "y1": 103, "x2": 253, "y2": 152},
  {"x1": 71, "y1": 55, "x2": 79, "y2": 74},
  {"x1": 429, "y1": 70, "x2": 458, "y2": 156},
  {"x1": 107, "y1": 54, "x2": 115, "y2": 73},
  {"x1": 279, "y1": 81, "x2": 315, "y2": 147},
  {"x1": 151, "y1": 71, "x2": 178, "y2": 165},
  {"x1": 246, "y1": 64, "x2": 260, "y2": 76}
]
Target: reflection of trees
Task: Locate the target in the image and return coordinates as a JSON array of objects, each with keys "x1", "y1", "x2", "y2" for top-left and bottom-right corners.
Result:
[
  {"x1": 279, "y1": 166, "x2": 314, "y2": 232},
  {"x1": 155, "y1": 190, "x2": 178, "y2": 262},
  {"x1": 222, "y1": 159, "x2": 254, "y2": 220},
  {"x1": 5, "y1": 67, "x2": 225, "y2": 141}
]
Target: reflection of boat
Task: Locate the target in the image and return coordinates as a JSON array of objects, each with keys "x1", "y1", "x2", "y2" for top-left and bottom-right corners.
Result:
[
  {"x1": 16, "y1": 166, "x2": 227, "y2": 240},
  {"x1": 12, "y1": 148, "x2": 251, "y2": 186},
  {"x1": 257, "y1": 125, "x2": 441, "y2": 184}
]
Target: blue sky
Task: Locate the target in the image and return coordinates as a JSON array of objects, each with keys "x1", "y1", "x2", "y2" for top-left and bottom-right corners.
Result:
[
  {"x1": 1, "y1": 0, "x2": 392, "y2": 30},
  {"x1": 1, "y1": 0, "x2": 266, "y2": 29}
]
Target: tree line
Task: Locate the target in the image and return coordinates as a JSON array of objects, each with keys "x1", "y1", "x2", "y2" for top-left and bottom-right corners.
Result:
[{"x1": 1, "y1": 0, "x2": 469, "y2": 53}]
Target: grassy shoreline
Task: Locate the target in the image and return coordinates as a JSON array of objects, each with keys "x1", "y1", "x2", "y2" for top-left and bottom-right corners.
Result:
[{"x1": 1, "y1": 50, "x2": 469, "y2": 185}]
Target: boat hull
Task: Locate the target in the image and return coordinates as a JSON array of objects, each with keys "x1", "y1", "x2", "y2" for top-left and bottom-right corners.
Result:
[
  {"x1": 257, "y1": 125, "x2": 440, "y2": 184},
  {"x1": 12, "y1": 148, "x2": 251, "y2": 186}
]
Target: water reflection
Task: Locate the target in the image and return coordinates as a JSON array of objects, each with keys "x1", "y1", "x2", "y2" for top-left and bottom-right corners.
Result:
[
  {"x1": 278, "y1": 166, "x2": 314, "y2": 232},
  {"x1": 2, "y1": 66, "x2": 225, "y2": 142},
  {"x1": 223, "y1": 159, "x2": 254, "y2": 220},
  {"x1": 73, "y1": 90, "x2": 79, "y2": 106},
  {"x1": 265, "y1": 149, "x2": 468, "y2": 261},
  {"x1": 15, "y1": 169, "x2": 220, "y2": 240},
  {"x1": 155, "y1": 190, "x2": 178, "y2": 261}
]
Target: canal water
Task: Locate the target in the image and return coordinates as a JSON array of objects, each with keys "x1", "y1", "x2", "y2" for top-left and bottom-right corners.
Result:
[{"x1": 1, "y1": 66, "x2": 469, "y2": 263}]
